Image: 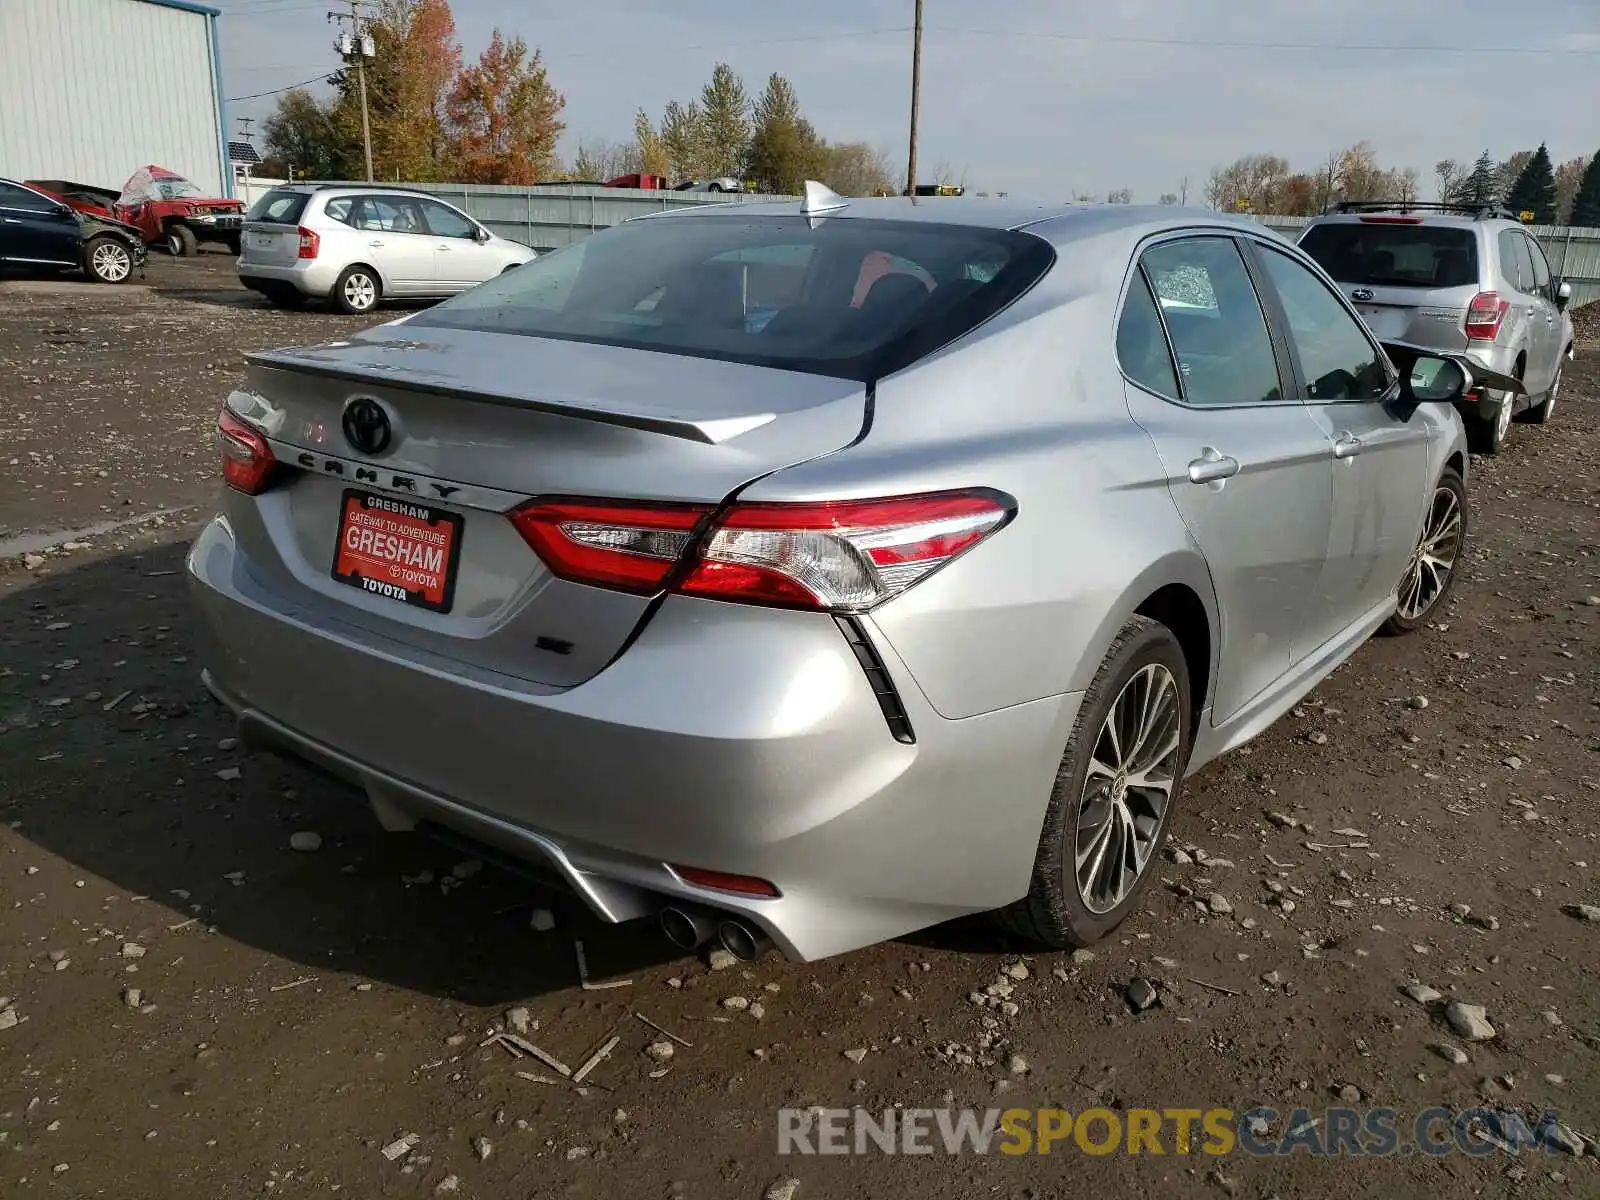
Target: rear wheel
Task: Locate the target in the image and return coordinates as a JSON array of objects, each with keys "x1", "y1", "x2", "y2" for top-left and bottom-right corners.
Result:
[
  {"x1": 1516, "y1": 363, "x2": 1560, "y2": 425},
  {"x1": 1380, "y1": 467, "x2": 1467, "y2": 636},
  {"x1": 166, "y1": 224, "x2": 197, "y2": 257},
  {"x1": 83, "y1": 235, "x2": 133, "y2": 283},
  {"x1": 994, "y1": 615, "x2": 1193, "y2": 948},
  {"x1": 332, "y1": 265, "x2": 380, "y2": 314}
]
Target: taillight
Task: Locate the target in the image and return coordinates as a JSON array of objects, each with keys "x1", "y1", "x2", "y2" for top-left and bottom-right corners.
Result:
[
  {"x1": 680, "y1": 490, "x2": 1014, "y2": 610},
  {"x1": 508, "y1": 500, "x2": 710, "y2": 593},
  {"x1": 296, "y1": 226, "x2": 319, "y2": 259},
  {"x1": 1358, "y1": 215, "x2": 1424, "y2": 225},
  {"x1": 1465, "y1": 291, "x2": 1508, "y2": 340},
  {"x1": 218, "y1": 408, "x2": 277, "y2": 495}
]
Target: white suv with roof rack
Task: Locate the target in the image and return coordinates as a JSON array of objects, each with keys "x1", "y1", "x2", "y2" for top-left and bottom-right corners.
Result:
[
  {"x1": 237, "y1": 184, "x2": 535, "y2": 315},
  {"x1": 1298, "y1": 201, "x2": 1574, "y2": 454}
]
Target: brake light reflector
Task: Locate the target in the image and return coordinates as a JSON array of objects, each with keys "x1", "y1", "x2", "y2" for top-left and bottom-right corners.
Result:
[
  {"x1": 508, "y1": 500, "x2": 710, "y2": 593},
  {"x1": 678, "y1": 489, "x2": 1014, "y2": 611},
  {"x1": 296, "y1": 226, "x2": 320, "y2": 259},
  {"x1": 218, "y1": 408, "x2": 277, "y2": 495},
  {"x1": 671, "y1": 865, "x2": 781, "y2": 898},
  {"x1": 1465, "y1": 291, "x2": 1508, "y2": 340},
  {"x1": 1358, "y1": 215, "x2": 1424, "y2": 224}
]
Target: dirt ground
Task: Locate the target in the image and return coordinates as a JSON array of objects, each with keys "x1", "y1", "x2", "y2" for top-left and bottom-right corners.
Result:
[{"x1": 1, "y1": 256, "x2": 1598, "y2": 1199}]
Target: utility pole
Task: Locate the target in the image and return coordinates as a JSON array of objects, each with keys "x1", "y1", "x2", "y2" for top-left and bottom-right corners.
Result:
[
  {"x1": 906, "y1": 0, "x2": 922, "y2": 197},
  {"x1": 328, "y1": 0, "x2": 375, "y2": 181}
]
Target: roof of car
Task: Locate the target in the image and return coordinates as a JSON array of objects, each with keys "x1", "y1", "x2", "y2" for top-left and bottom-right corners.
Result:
[{"x1": 646, "y1": 196, "x2": 1270, "y2": 240}]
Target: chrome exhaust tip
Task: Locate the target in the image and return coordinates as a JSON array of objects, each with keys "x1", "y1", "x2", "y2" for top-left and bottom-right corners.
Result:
[
  {"x1": 659, "y1": 905, "x2": 716, "y2": 950},
  {"x1": 717, "y1": 918, "x2": 771, "y2": 962}
]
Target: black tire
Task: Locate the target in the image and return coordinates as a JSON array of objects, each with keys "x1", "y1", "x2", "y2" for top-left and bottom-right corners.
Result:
[
  {"x1": 1515, "y1": 362, "x2": 1560, "y2": 425},
  {"x1": 993, "y1": 615, "x2": 1193, "y2": 948},
  {"x1": 1464, "y1": 359, "x2": 1521, "y2": 455},
  {"x1": 83, "y1": 234, "x2": 134, "y2": 284},
  {"x1": 331, "y1": 264, "x2": 381, "y2": 314},
  {"x1": 1379, "y1": 466, "x2": 1468, "y2": 637},
  {"x1": 707, "y1": 182, "x2": 725, "y2": 193},
  {"x1": 166, "y1": 224, "x2": 198, "y2": 257}
]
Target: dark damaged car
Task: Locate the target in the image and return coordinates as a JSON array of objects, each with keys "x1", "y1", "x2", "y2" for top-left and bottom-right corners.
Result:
[{"x1": 1, "y1": 178, "x2": 146, "y2": 283}]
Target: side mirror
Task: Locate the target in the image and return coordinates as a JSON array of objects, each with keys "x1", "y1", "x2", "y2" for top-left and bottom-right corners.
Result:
[
  {"x1": 1405, "y1": 356, "x2": 1469, "y2": 403},
  {"x1": 1381, "y1": 341, "x2": 1527, "y2": 421},
  {"x1": 1556, "y1": 280, "x2": 1572, "y2": 310},
  {"x1": 474, "y1": 226, "x2": 491, "y2": 244}
]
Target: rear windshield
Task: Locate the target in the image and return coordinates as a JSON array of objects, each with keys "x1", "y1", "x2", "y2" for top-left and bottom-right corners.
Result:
[
  {"x1": 407, "y1": 215, "x2": 1055, "y2": 381},
  {"x1": 247, "y1": 189, "x2": 310, "y2": 225},
  {"x1": 1299, "y1": 223, "x2": 1478, "y2": 289}
]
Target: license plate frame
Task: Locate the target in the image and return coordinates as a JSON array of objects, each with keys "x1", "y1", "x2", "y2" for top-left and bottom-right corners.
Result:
[{"x1": 330, "y1": 489, "x2": 464, "y2": 614}]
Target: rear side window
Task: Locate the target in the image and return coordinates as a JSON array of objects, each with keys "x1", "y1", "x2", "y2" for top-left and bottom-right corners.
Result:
[
  {"x1": 407, "y1": 215, "x2": 1055, "y2": 382},
  {"x1": 1116, "y1": 269, "x2": 1180, "y2": 399},
  {"x1": 1499, "y1": 230, "x2": 1534, "y2": 292},
  {"x1": 1140, "y1": 238, "x2": 1282, "y2": 406},
  {"x1": 324, "y1": 198, "x2": 354, "y2": 225},
  {"x1": 1523, "y1": 234, "x2": 1551, "y2": 291},
  {"x1": 1299, "y1": 223, "x2": 1477, "y2": 289},
  {"x1": 247, "y1": 189, "x2": 309, "y2": 225}
]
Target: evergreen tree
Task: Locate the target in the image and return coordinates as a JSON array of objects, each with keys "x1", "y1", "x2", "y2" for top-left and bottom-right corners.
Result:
[
  {"x1": 697, "y1": 63, "x2": 751, "y2": 180},
  {"x1": 1459, "y1": 149, "x2": 1498, "y2": 208},
  {"x1": 745, "y1": 74, "x2": 826, "y2": 194},
  {"x1": 1567, "y1": 151, "x2": 1600, "y2": 227},
  {"x1": 1503, "y1": 143, "x2": 1558, "y2": 224}
]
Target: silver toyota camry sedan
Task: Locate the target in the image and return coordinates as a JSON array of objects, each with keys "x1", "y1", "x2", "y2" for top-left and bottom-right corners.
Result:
[{"x1": 188, "y1": 187, "x2": 1515, "y2": 961}]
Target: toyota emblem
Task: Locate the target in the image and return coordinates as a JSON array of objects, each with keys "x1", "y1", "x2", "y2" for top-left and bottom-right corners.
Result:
[
  {"x1": 341, "y1": 397, "x2": 392, "y2": 455},
  {"x1": 1351, "y1": 287, "x2": 1374, "y2": 302}
]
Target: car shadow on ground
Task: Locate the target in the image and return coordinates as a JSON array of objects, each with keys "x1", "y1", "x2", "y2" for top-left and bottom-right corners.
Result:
[{"x1": 0, "y1": 539, "x2": 688, "y2": 1007}]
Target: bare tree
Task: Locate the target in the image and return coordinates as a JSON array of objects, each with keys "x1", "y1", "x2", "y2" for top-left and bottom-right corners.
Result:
[
  {"x1": 1158, "y1": 191, "x2": 1179, "y2": 206},
  {"x1": 824, "y1": 142, "x2": 896, "y2": 196},
  {"x1": 1435, "y1": 158, "x2": 1466, "y2": 203},
  {"x1": 1555, "y1": 155, "x2": 1591, "y2": 224},
  {"x1": 1106, "y1": 187, "x2": 1132, "y2": 204}
]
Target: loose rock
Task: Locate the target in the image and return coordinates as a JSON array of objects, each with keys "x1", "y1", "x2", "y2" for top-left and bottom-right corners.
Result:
[
  {"x1": 1561, "y1": 903, "x2": 1600, "y2": 923},
  {"x1": 843, "y1": 1047, "x2": 868, "y2": 1064},
  {"x1": 504, "y1": 1006, "x2": 532, "y2": 1035},
  {"x1": 1402, "y1": 983, "x2": 1443, "y2": 1005},
  {"x1": 288, "y1": 831, "x2": 322, "y2": 853},
  {"x1": 528, "y1": 908, "x2": 556, "y2": 932},
  {"x1": 1207, "y1": 893, "x2": 1234, "y2": 915},
  {"x1": 1445, "y1": 1001, "x2": 1496, "y2": 1042},
  {"x1": 1126, "y1": 977, "x2": 1159, "y2": 1012},
  {"x1": 707, "y1": 948, "x2": 738, "y2": 971},
  {"x1": 1433, "y1": 1043, "x2": 1470, "y2": 1065},
  {"x1": 764, "y1": 1180, "x2": 802, "y2": 1200}
]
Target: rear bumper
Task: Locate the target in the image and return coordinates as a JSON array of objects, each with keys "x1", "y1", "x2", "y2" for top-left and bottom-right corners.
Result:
[
  {"x1": 186, "y1": 515, "x2": 1078, "y2": 960},
  {"x1": 239, "y1": 261, "x2": 340, "y2": 297}
]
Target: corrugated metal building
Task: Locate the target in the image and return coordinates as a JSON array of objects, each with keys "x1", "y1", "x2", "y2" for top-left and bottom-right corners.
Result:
[{"x1": 0, "y1": 0, "x2": 229, "y2": 196}]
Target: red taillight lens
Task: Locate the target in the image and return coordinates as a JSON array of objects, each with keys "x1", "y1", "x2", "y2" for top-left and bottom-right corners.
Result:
[
  {"x1": 508, "y1": 489, "x2": 1014, "y2": 611},
  {"x1": 218, "y1": 408, "x2": 277, "y2": 495},
  {"x1": 296, "y1": 226, "x2": 319, "y2": 259},
  {"x1": 1465, "y1": 291, "x2": 1508, "y2": 340},
  {"x1": 679, "y1": 489, "x2": 1014, "y2": 611},
  {"x1": 508, "y1": 500, "x2": 710, "y2": 593},
  {"x1": 671, "y1": 865, "x2": 781, "y2": 898}
]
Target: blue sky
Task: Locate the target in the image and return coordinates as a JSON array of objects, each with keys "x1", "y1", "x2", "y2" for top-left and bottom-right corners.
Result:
[{"x1": 215, "y1": 0, "x2": 1600, "y2": 199}]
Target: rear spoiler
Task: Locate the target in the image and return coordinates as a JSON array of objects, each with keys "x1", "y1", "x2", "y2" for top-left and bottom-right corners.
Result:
[{"x1": 244, "y1": 349, "x2": 778, "y2": 445}]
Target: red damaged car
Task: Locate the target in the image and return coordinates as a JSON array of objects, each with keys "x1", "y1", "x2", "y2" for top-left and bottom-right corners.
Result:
[
  {"x1": 114, "y1": 166, "x2": 243, "y2": 256},
  {"x1": 28, "y1": 167, "x2": 243, "y2": 257}
]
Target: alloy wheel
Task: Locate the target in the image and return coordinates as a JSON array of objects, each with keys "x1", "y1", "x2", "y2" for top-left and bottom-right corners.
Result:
[
  {"x1": 1547, "y1": 369, "x2": 1561, "y2": 418},
  {"x1": 1074, "y1": 663, "x2": 1182, "y2": 914},
  {"x1": 92, "y1": 242, "x2": 130, "y2": 282},
  {"x1": 1495, "y1": 392, "x2": 1513, "y2": 445},
  {"x1": 1397, "y1": 484, "x2": 1462, "y2": 621},
  {"x1": 343, "y1": 273, "x2": 376, "y2": 311}
]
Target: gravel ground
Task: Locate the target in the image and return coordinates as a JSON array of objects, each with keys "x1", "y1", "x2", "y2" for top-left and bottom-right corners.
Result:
[{"x1": 1, "y1": 258, "x2": 1598, "y2": 1198}]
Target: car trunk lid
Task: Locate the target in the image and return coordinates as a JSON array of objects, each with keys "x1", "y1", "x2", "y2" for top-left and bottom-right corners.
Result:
[{"x1": 226, "y1": 323, "x2": 866, "y2": 687}]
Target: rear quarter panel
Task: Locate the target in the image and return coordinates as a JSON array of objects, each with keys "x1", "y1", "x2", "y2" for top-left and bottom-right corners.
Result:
[{"x1": 738, "y1": 261, "x2": 1216, "y2": 720}]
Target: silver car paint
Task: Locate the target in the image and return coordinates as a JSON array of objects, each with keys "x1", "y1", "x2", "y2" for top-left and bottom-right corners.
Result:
[{"x1": 190, "y1": 200, "x2": 1467, "y2": 960}]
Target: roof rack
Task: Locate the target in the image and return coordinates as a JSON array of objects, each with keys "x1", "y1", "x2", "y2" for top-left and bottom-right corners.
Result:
[{"x1": 1327, "y1": 200, "x2": 1517, "y2": 221}]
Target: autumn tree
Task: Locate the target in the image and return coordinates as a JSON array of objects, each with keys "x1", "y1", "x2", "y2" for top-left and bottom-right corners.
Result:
[
  {"x1": 1554, "y1": 155, "x2": 1590, "y2": 224},
  {"x1": 570, "y1": 138, "x2": 638, "y2": 181},
  {"x1": 697, "y1": 63, "x2": 751, "y2": 179},
  {"x1": 355, "y1": 0, "x2": 461, "y2": 181},
  {"x1": 1570, "y1": 152, "x2": 1600, "y2": 227},
  {"x1": 1203, "y1": 153, "x2": 1289, "y2": 212},
  {"x1": 1496, "y1": 149, "x2": 1535, "y2": 206},
  {"x1": 822, "y1": 142, "x2": 895, "y2": 196},
  {"x1": 659, "y1": 99, "x2": 704, "y2": 181},
  {"x1": 1504, "y1": 143, "x2": 1557, "y2": 224},
  {"x1": 745, "y1": 73, "x2": 826, "y2": 194},
  {"x1": 447, "y1": 30, "x2": 565, "y2": 184},
  {"x1": 633, "y1": 110, "x2": 670, "y2": 178},
  {"x1": 1277, "y1": 173, "x2": 1317, "y2": 216},
  {"x1": 261, "y1": 88, "x2": 351, "y2": 179}
]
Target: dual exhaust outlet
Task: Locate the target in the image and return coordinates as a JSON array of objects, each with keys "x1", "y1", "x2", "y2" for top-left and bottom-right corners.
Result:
[{"x1": 659, "y1": 903, "x2": 771, "y2": 961}]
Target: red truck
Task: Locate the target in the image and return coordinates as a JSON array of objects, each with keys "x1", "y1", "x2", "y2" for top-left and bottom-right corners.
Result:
[{"x1": 113, "y1": 165, "x2": 243, "y2": 256}]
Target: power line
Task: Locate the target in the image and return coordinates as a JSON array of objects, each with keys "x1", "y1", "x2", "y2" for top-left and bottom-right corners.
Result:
[
  {"x1": 226, "y1": 71, "x2": 336, "y2": 102},
  {"x1": 933, "y1": 26, "x2": 1600, "y2": 57}
]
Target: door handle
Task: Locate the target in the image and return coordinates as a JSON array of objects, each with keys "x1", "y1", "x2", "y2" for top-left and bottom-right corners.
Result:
[
  {"x1": 1332, "y1": 432, "x2": 1363, "y2": 459},
  {"x1": 368, "y1": 239, "x2": 385, "y2": 247},
  {"x1": 1187, "y1": 448, "x2": 1240, "y2": 484},
  {"x1": 436, "y1": 244, "x2": 451, "y2": 252}
]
